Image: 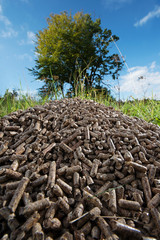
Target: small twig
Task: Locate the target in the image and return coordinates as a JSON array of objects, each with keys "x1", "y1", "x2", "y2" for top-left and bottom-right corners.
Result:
[{"x1": 69, "y1": 212, "x2": 89, "y2": 224}]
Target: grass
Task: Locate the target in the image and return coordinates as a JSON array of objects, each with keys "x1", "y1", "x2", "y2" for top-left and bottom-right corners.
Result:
[
  {"x1": 75, "y1": 88, "x2": 160, "y2": 126},
  {"x1": 0, "y1": 91, "x2": 49, "y2": 117},
  {"x1": 0, "y1": 89, "x2": 160, "y2": 126},
  {"x1": 117, "y1": 98, "x2": 160, "y2": 125}
]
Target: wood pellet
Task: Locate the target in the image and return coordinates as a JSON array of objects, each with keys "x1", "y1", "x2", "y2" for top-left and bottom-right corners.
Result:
[{"x1": 0, "y1": 98, "x2": 160, "y2": 239}]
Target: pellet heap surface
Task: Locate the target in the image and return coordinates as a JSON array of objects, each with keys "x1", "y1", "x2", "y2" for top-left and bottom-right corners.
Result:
[{"x1": 0, "y1": 98, "x2": 160, "y2": 240}]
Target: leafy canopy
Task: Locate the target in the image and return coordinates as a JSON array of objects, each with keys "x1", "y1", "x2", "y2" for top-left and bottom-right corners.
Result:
[{"x1": 30, "y1": 11, "x2": 123, "y2": 97}]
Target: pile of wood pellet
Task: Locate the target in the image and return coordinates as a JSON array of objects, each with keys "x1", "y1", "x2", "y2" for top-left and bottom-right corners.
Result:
[{"x1": 0, "y1": 98, "x2": 160, "y2": 240}]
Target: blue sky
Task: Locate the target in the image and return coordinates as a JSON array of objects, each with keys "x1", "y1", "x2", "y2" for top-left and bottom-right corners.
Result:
[{"x1": 0, "y1": 0, "x2": 160, "y2": 100}]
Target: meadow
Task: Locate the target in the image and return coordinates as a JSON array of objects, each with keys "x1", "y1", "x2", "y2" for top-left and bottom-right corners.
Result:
[{"x1": 0, "y1": 88, "x2": 160, "y2": 127}]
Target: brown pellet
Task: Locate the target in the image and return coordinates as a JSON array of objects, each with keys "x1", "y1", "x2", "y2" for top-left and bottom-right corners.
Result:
[
  {"x1": 1, "y1": 98, "x2": 160, "y2": 239},
  {"x1": 8, "y1": 177, "x2": 29, "y2": 213},
  {"x1": 118, "y1": 199, "x2": 141, "y2": 211}
]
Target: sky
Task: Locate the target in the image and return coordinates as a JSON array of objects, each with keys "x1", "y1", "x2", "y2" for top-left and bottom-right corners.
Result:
[{"x1": 0, "y1": 0, "x2": 160, "y2": 100}]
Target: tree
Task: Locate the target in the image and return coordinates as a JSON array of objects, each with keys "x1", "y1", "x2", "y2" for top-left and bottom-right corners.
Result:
[
  {"x1": 2, "y1": 89, "x2": 18, "y2": 101},
  {"x1": 29, "y1": 11, "x2": 123, "y2": 97}
]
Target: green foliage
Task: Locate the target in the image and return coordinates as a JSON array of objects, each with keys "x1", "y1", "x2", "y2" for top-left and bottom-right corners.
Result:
[
  {"x1": 115, "y1": 98, "x2": 160, "y2": 126},
  {"x1": 0, "y1": 89, "x2": 46, "y2": 118},
  {"x1": 29, "y1": 11, "x2": 123, "y2": 97}
]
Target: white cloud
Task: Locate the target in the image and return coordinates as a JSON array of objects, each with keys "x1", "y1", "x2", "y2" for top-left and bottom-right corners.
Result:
[
  {"x1": 27, "y1": 31, "x2": 36, "y2": 44},
  {"x1": 15, "y1": 53, "x2": 33, "y2": 62},
  {"x1": 0, "y1": 4, "x2": 11, "y2": 26},
  {"x1": 18, "y1": 39, "x2": 25, "y2": 45},
  {"x1": 119, "y1": 62, "x2": 160, "y2": 99},
  {"x1": 19, "y1": 31, "x2": 36, "y2": 45},
  {"x1": 1, "y1": 28, "x2": 18, "y2": 38},
  {"x1": 134, "y1": 6, "x2": 160, "y2": 27},
  {"x1": 102, "y1": 0, "x2": 132, "y2": 9},
  {"x1": 0, "y1": 3, "x2": 18, "y2": 38},
  {"x1": 150, "y1": 61, "x2": 156, "y2": 70},
  {"x1": 18, "y1": 89, "x2": 38, "y2": 96}
]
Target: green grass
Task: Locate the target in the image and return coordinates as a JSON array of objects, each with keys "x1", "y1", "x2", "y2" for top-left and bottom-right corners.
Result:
[
  {"x1": 117, "y1": 98, "x2": 160, "y2": 126},
  {"x1": 0, "y1": 92, "x2": 49, "y2": 118},
  {"x1": 0, "y1": 89, "x2": 160, "y2": 126},
  {"x1": 76, "y1": 89, "x2": 160, "y2": 126}
]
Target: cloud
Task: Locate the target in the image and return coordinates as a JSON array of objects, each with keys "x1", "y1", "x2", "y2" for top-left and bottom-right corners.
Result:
[
  {"x1": 149, "y1": 61, "x2": 156, "y2": 70},
  {"x1": 134, "y1": 6, "x2": 160, "y2": 27},
  {"x1": 19, "y1": 31, "x2": 36, "y2": 45},
  {"x1": 0, "y1": 4, "x2": 11, "y2": 26},
  {"x1": 102, "y1": 0, "x2": 132, "y2": 9},
  {"x1": 15, "y1": 53, "x2": 33, "y2": 62},
  {"x1": 0, "y1": 3, "x2": 18, "y2": 38},
  {"x1": 1, "y1": 28, "x2": 18, "y2": 38},
  {"x1": 27, "y1": 31, "x2": 36, "y2": 44},
  {"x1": 119, "y1": 62, "x2": 160, "y2": 99},
  {"x1": 18, "y1": 89, "x2": 38, "y2": 97}
]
